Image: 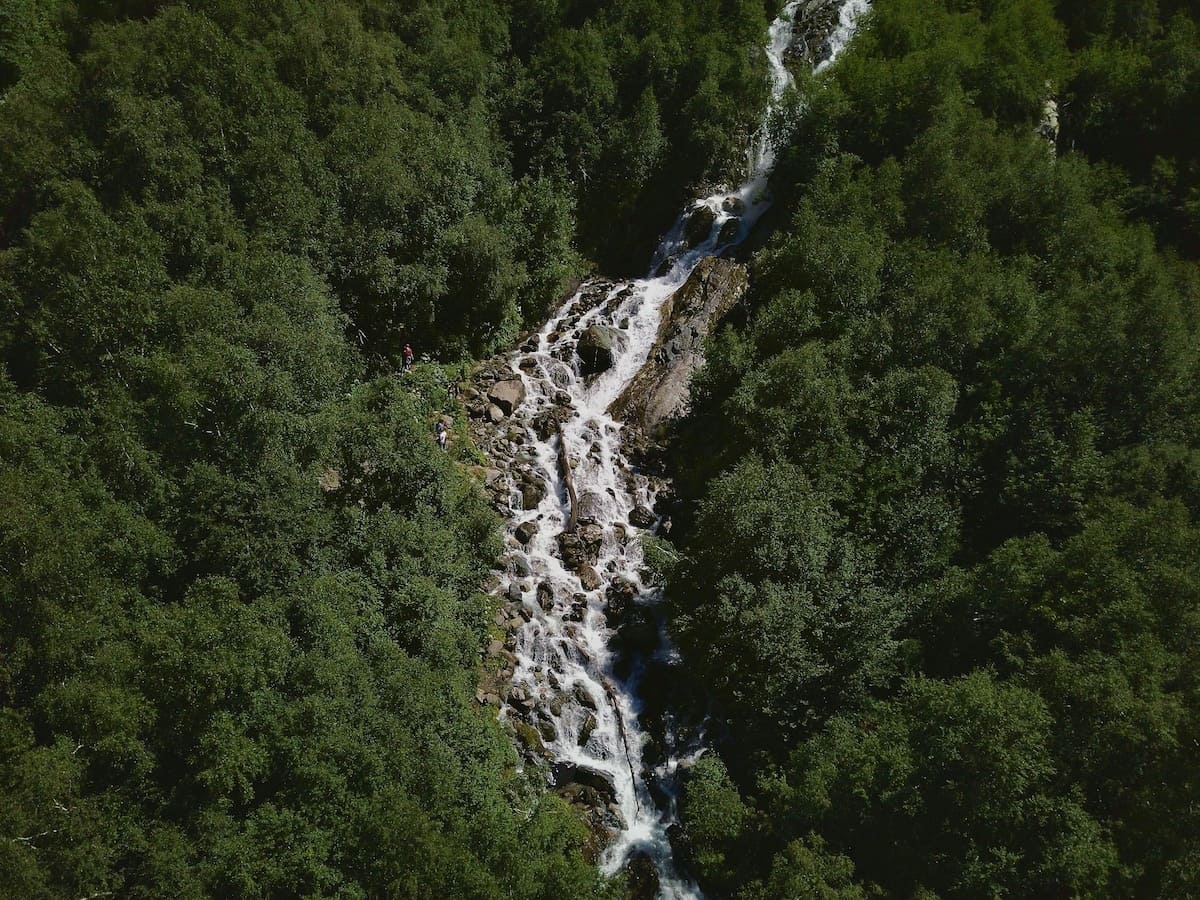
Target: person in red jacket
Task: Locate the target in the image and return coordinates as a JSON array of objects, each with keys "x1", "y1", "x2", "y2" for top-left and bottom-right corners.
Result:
[{"x1": 403, "y1": 343, "x2": 414, "y2": 372}]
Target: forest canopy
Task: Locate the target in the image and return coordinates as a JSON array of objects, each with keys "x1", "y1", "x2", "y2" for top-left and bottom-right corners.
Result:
[
  {"x1": 666, "y1": 0, "x2": 1200, "y2": 896},
  {"x1": 0, "y1": 0, "x2": 772, "y2": 895}
]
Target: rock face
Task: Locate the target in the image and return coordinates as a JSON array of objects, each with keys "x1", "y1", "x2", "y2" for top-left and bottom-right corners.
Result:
[
  {"x1": 791, "y1": 0, "x2": 847, "y2": 67},
  {"x1": 576, "y1": 325, "x2": 624, "y2": 375},
  {"x1": 609, "y1": 256, "x2": 748, "y2": 437}
]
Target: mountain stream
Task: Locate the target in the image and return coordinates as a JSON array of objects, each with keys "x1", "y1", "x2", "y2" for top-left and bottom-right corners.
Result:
[{"x1": 487, "y1": 3, "x2": 871, "y2": 895}]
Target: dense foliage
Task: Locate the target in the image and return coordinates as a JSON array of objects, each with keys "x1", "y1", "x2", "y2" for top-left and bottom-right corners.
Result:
[
  {"x1": 0, "y1": 0, "x2": 775, "y2": 895},
  {"x1": 667, "y1": 0, "x2": 1200, "y2": 896}
]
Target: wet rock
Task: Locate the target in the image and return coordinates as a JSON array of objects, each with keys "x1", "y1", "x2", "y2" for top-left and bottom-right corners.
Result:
[
  {"x1": 506, "y1": 582, "x2": 523, "y2": 602},
  {"x1": 578, "y1": 523, "x2": 604, "y2": 552},
  {"x1": 573, "y1": 684, "x2": 598, "y2": 710},
  {"x1": 683, "y1": 203, "x2": 717, "y2": 246},
  {"x1": 551, "y1": 763, "x2": 618, "y2": 808},
  {"x1": 532, "y1": 406, "x2": 571, "y2": 440},
  {"x1": 553, "y1": 390, "x2": 573, "y2": 406},
  {"x1": 576, "y1": 325, "x2": 624, "y2": 375},
  {"x1": 512, "y1": 554, "x2": 533, "y2": 577},
  {"x1": 518, "y1": 357, "x2": 538, "y2": 372},
  {"x1": 577, "y1": 491, "x2": 606, "y2": 524},
  {"x1": 605, "y1": 577, "x2": 638, "y2": 626},
  {"x1": 722, "y1": 195, "x2": 746, "y2": 215},
  {"x1": 487, "y1": 403, "x2": 505, "y2": 424},
  {"x1": 578, "y1": 713, "x2": 598, "y2": 746},
  {"x1": 718, "y1": 216, "x2": 740, "y2": 245},
  {"x1": 557, "y1": 532, "x2": 587, "y2": 570},
  {"x1": 578, "y1": 564, "x2": 602, "y2": 591},
  {"x1": 629, "y1": 505, "x2": 656, "y2": 528},
  {"x1": 792, "y1": 0, "x2": 846, "y2": 67},
  {"x1": 521, "y1": 479, "x2": 546, "y2": 510},
  {"x1": 511, "y1": 687, "x2": 535, "y2": 714},
  {"x1": 536, "y1": 581, "x2": 555, "y2": 606},
  {"x1": 563, "y1": 593, "x2": 587, "y2": 622},
  {"x1": 549, "y1": 364, "x2": 571, "y2": 388},
  {"x1": 515, "y1": 520, "x2": 539, "y2": 544},
  {"x1": 624, "y1": 852, "x2": 661, "y2": 900},
  {"x1": 488, "y1": 379, "x2": 527, "y2": 416},
  {"x1": 537, "y1": 718, "x2": 556, "y2": 742}
]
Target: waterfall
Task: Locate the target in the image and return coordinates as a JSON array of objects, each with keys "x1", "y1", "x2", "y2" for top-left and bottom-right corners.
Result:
[{"x1": 488, "y1": 3, "x2": 870, "y2": 896}]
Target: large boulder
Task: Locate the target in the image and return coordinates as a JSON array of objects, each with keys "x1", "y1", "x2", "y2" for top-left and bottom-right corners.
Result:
[
  {"x1": 515, "y1": 521, "x2": 539, "y2": 544},
  {"x1": 683, "y1": 203, "x2": 717, "y2": 246},
  {"x1": 576, "y1": 325, "x2": 623, "y2": 375},
  {"x1": 488, "y1": 379, "x2": 526, "y2": 416}
]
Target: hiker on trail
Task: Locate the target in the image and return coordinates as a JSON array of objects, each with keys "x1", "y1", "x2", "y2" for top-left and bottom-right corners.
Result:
[
  {"x1": 436, "y1": 420, "x2": 448, "y2": 451},
  {"x1": 403, "y1": 344, "x2": 414, "y2": 372}
]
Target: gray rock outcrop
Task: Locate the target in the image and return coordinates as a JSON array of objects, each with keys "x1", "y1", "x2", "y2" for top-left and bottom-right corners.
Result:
[
  {"x1": 609, "y1": 256, "x2": 748, "y2": 437},
  {"x1": 791, "y1": 0, "x2": 847, "y2": 68}
]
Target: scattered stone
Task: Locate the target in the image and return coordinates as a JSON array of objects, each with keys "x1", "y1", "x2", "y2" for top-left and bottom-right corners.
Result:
[{"x1": 487, "y1": 403, "x2": 505, "y2": 424}]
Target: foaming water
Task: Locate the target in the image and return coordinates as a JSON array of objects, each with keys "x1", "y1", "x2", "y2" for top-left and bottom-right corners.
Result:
[{"x1": 489, "y1": 3, "x2": 870, "y2": 895}]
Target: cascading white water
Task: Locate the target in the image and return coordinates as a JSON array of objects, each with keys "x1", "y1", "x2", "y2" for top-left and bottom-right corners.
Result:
[{"x1": 490, "y1": 3, "x2": 870, "y2": 896}]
